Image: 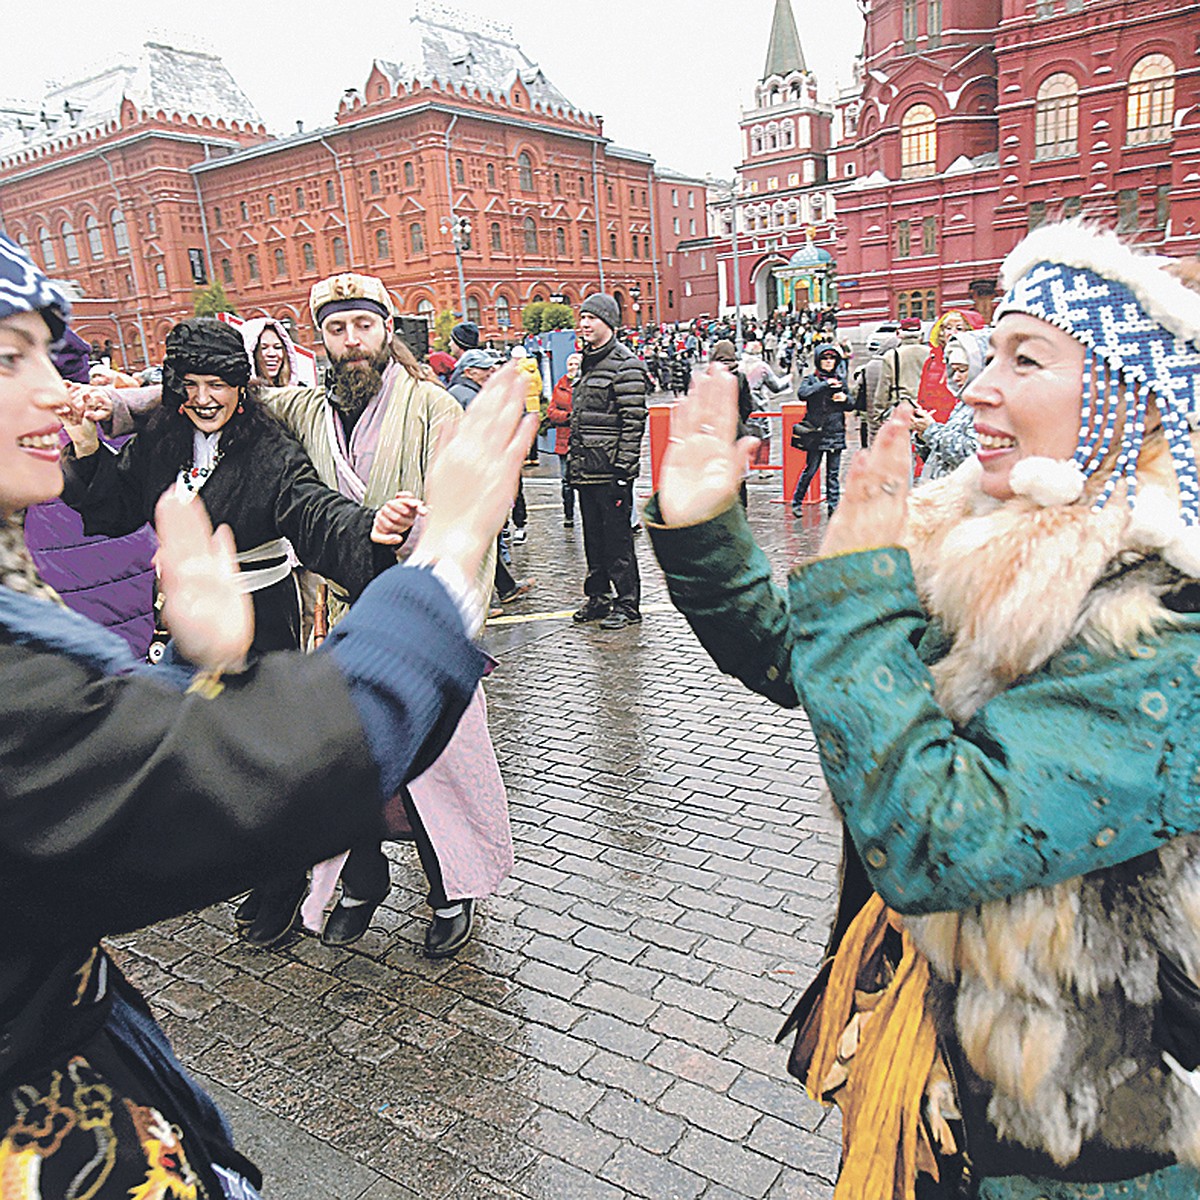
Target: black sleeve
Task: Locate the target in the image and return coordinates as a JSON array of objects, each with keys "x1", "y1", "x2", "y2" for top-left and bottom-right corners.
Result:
[
  {"x1": 60, "y1": 437, "x2": 156, "y2": 538},
  {"x1": 613, "y1": 354, "x2": 649, "y2": 477},
  {"x1": 0, "y1": 644, "x2": 385, "y2": 947},
  {"x1": 268, "y1": 429, "x2": 396, "y2": 599}
]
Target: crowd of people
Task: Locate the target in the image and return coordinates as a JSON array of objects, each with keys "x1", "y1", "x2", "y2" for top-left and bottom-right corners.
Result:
[{"x1": 6, "y1": 218, "x2": 1200, "y2": 1200}]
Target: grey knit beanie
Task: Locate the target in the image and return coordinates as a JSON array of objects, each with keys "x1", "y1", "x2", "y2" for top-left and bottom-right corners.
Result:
[{"x1": 580, "y1": 292, "x2": 620, "y2": 330}]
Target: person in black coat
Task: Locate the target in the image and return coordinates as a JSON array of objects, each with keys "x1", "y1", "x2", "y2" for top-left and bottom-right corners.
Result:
[
  {"x1": 791, "y1": 343, "x2": 852, "y2": 517},
  {"x1": 59, "y1": 319, "x2": 411, "y2": 948}
]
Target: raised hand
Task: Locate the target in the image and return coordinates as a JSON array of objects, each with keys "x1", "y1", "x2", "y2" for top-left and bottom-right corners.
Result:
[
  {"x1": 819, "y1": 403, "x2": 912, "y2": 558},
  {"x1": 59, "y1": 385, "x2": 100, "y2": 456},
  {"x1": 658, "y1": 366, "x2": 757, "y2": 526},
  {"x1": 372, "y1": 492, "x2": 426, "y2": 545},
  {"x1": 154, "y1": 487, "x2": 252, "y2": 674}
]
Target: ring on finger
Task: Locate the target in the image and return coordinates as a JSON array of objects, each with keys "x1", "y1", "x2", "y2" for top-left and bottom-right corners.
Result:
[{"x1": 880, "y1": 481, "x2": 900, "y2": 496}]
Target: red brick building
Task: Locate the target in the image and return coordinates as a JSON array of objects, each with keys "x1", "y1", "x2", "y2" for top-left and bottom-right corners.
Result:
[
  {"x1": 0, "y1": 13, "x2": 659, "y2": 368},
  {"x1": 833, "y1": 0, "x2": 1200, "y2": 327}
]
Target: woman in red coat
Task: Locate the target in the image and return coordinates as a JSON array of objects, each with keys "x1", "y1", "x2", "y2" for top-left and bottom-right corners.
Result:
[{"x1": 548, "y1": 351, "x2": 581, "y2": 528}]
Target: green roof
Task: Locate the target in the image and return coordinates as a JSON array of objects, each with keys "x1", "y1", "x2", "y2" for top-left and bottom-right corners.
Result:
[{"x1": 763, "y1": 0, "x2": 807, "y2": 80}]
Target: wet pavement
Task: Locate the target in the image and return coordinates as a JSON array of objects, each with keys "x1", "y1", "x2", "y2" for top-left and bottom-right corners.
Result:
[{"x1": 108, "y1": 453, "x2": 844, "y2": 1199}]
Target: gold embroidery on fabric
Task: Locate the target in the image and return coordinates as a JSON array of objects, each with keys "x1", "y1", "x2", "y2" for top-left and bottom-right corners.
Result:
[
  {"x1": 65, "y1": 1058, "x2": 116, "y2": 1200},
  {"x1": 0, "y1": 1072, "x2": 78, "y2": 1196},
  {"x1": 72, "y1": 948, "x2": 99, "y2": 1008},
  {"x1": 124, "y1": 1101, "x2": 202, "y2": 1200}
]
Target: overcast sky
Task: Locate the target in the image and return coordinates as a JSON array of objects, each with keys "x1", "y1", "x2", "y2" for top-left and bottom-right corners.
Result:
[{"x1": 3, "y1": 0, "x2": 865, "y2": 180}]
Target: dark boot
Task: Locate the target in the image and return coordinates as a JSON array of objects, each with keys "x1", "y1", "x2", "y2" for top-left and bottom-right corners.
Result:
[
  {"x1": 243, "y1": 875, "x2": 308, "y2": 949},
  {"x1": 424, "y1": 900, "x2": 474, "y2": 959}
]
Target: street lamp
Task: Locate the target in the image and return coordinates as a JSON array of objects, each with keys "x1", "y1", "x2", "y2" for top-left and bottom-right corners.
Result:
[
  {"x1": 629, "y1": 282, "x2": 642, "y2": 329},
  {"x1": 439, "y1": 214, "x2": 471, "y2": 318},
  {"x1": 549, "y1": 291, "x2": 566, "y2": 305}
]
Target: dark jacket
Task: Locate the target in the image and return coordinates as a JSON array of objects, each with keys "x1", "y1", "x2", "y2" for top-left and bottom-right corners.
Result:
[
  {"x1": 61, "y1": 410, "x2": 394, "y2": 653},
  {"x1": 447, "y1": 375, "x2": 481, "y2": 410},
  {"x1": 568, "y1": 338, "x2": 649, "y2": 485},
  {"x1": 796, "y1": 370, "x2": 851, "y2": 452}
]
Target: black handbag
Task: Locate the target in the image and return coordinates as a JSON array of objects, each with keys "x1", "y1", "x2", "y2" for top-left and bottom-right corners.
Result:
[{"x1": 790, "y1": 420, "x2": 821, "y2": 451}]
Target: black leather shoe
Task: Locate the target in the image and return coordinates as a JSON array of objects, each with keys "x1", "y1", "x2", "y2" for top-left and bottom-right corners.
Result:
[
  {"x1": 321, "y1": 898, "x2": 381, "y2": 947},
  {"x1": 233, "y1": 890, "x2": 260, "y2": 928},
  {"x1": 573, "y1": 597, "x2": 612, "y2": 623},
  {"x1": 424, "y1": 900, "x2": 474, "y2": 959},
  {"x1": 599, "y1": 607, "x2": 642, "y2": 630},
  {"x1": 243, "y1": 876, "x2": 308, "y2": 949}
]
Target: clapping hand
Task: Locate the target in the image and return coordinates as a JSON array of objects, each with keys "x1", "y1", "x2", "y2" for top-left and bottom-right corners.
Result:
[
  {"x1": 658, "y1": 366, "x2": 758, "y2": 526},
  {"x1": 154, "y1": 488, "x2": 252, "y2": 675},
  {"x1": 819, "y1": 403, "x2": 912, "y2": 558},
  {"x1": 372, "y1": 492, "x2": 426, "y2": 545}
]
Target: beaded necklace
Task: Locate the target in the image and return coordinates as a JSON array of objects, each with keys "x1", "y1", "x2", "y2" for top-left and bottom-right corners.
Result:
[{"x1": 178, "y1": 430, "x2": 224, "y2": 496}]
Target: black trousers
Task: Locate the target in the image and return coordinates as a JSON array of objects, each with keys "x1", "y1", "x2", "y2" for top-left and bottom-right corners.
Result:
[
  {"x1": 341, "y1": 787, "x2": 451, "y2": 910},
  {"x1": 557, "y1": 454, "x2": 575, "y2": 521},
  {"x1": 577, "y1": 481, "x2": 640, "y2": 610},
  {"x1": 495, "y1": 539, "x2": 516, "y2": 597},
  {"x1": 792, "y1": 448, "x2": 843, "y2": 511}
]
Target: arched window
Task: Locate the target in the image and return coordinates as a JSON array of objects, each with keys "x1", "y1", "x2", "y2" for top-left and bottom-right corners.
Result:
[
  {"x1": 466, "y1": 294, "x2": 482, "y2": 325},
  {"x1": 221, "y1": 258, "x2": 233, "y2": 284},
  {"x1": 213, "y1": 206, "x2": 222, "y2": 229},
  {"x1": 555, "y1": 227, "x2": 566, "y2": 255},
  {"x1": 376, "y1": 227, "x2": 391, "y2": 258},
  {"x1": 1127, "y1": 54, "x2": 1175, "y2": 145},
  {"x1": 523, "y1": 217, "x2": 537, "y2": 254},
  {"x1": 85, "y1": 215, "x2": 103, "y2": 259},
  {"x1": 239, "y1": 201, "x2": 249, "y2": 222},
  {"x1": 518, "y1": 151, "x2": 534, "y2": 192},
  {"x1": 491, "y1": 222, "x2": 503, "y2": 252},
  {"x1": 332, "y1": 237, "x2": 346, "y2": 267},
  {"x1": 417, "y1": 298, "x2": 435, "y2": 318},
  {"x1": 302, "y1": 242, "x2": 316, "y2": 271},
  {"x1": 38, "y1": 227, "x2": 56, "y2": 271},
  {"x1": 632, "y1": 235, "x2": 639, "y2": 259},
  {"x1": 247, "y1": 253, "x2": 260, "y2": 281},
  {"x1": 581, "y1": 227, "x2": 591, "y2": 256},
  {"x1": 110, "y1": 209, "x2": 130, "y2": 255},
  {"x1": 579, "y1": 175, "x2": 587, "y2": 197},
  {"x1": 369, "y1": 169, "x2": 380, "y2": 195},
  {"x1": 274, "y1": 248, "x2": 287, "y2": 277},
  {"x1": 409, "y1": 223, "x2": 425, "y2": 254},
  {"x1": 454, "y1": 158, "x2": 465, "y2": 186},
  {"x1": 267, "y1": 194, "x2": 277, "y2": 217},
  {"x1": 295, "y1": 186, "x2": 306, "y2": 211},
  {"x1": 902, "y1": 0, "x2": 917, "y2": 49},
  {"x1": 496, "y1": 295, "x2": 510, "y2": 326},
  {"x1": 1035, "y1": 73, "x2": 1079, "y2": 158},
  {"x1": 404, "y1": 161, "x2": 415, "y2": 187},
  {"x1": 487, "y1": 163, "x2": 497, "y2": 188},
  {"x1": 900, "y1": 104, "x2": 937, "y2": 178},
  {"x1": 61, "y1": 223, "x2": 80, "y2": 266},
  {"x1": 610, "y1": 232, "x2": 618, "y2": 257},
  {"x1": 325, "y1": 180, "x2": 336, "y2": 205},
  {"x1": 644, "y1": 235, "x2": 651, "y2": 258},
  {"x1": 553, "y1": 172, "x2": 561, "y2": 193},
  {"x1": 154, "y1": 261, "x2": 167, "y2": 290},
  {"x1": 752, "y1": 133, "x2": 763, "y2": 154}
]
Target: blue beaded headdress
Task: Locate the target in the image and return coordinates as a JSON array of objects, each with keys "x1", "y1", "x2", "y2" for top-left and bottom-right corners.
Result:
[
  {"x1": 995, "y1": 222, "x2": 1200, "y2": 524},
  {"x1": 0, "y1": 232, "x2": 70, "y2": 341}
]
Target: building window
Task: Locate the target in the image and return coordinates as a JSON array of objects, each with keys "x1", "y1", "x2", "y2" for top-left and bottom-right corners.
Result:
[
  {"x1": 302, "y1": 242, "x2": 316, "y2": 271},
  {"x1": 581, "y1": 227, "x2": 591, "y2": 256},
  {"x1": 579, "y1": 175, "x2": 587, "y2": 197},
  {"x1": 85, "y1": 215, "x2": 103, "y2": 259},
  {"x1": 240, "y1": 201, "x2": 249, "y2": 222},
  {"x1": 154, "y1": 261, "x2": 167, "y2": 290},
  {"x1": 295, "y1": 187, "x2": 306, "y2": 211},
  {"x1": 376, "y1": 227, "x2": 391, "y2": 258},
  {"x1": 554, "y1": 172, "x2": 561, "y2": 194},
  {"x1": 673, "y1": 217, "x2": 681, "y2": 235},
  {"x1": 61, "y1": 223, "x2": 80, "y2": 266},
  {"x1": 274, "y1": 248, "x2": 287, "y2": 277},
  {"x1": 897, "y1": 288, "x2": 937, "y2": 319},
  {"x1": 668, "y1": 288, "x2": 674, "y2": 308},
  {"x1": 369, "y1": 169, "x2": 381, "y2": 195},
  {"x1": 1156, "y1": 185, "x2": 1171, "y2": 230},
  {"x1": 523, "y1": 217, "x2": 538, "y2": 254},
  {"x1": 37, "y1": 228, "x2": 56, "y2": 271},
  {"x1": 610, "y1": 232, "x2": 618, "y2": 257},
  {"x1": 464, "y1": 294, "x2": 481, "y2": 326},
  {"x1": 417, "y1": 299, "x2": 435, "y2": 319},
  {"x1": 1063, "y1": 195, "x2": 1082, "y2": 218},
  {"x1": 496, "y1": 295, "x2": 510, "y2": 326},
  {"x1": 1127, "y1": 55, "x2": 1174, "y2": 145},
  {"x1": 928, "y1": 0, "x2": 942, "y2": 47},
  {"x1": 689, "y1": 219, "x2": 697, "y2": 235},
  {"x1": 922, "y1": 216, "x2": 937, "y2": 254},
  {"x1": 487, "y1": 163, "x2": 497, "y2": 188},
  {"x1": 1028, "y1": 200, "x2": 1048, "y2": 231},
  {"x1": 490, "y1": 222, "x2": 503, "y2": 253},
  {"x1": 897, "y1": 219, "x2": 911, "y2": 257},
  {"x1": 606, "y1": 183, "x2": 614, "y2": 204},
  {"x1": 518, "y1": 152, "x2": 534, "y2": 192},
  {"x1": 221, "y1": 257, "x2": 233, "y2": 284},
  {"x1": 632, "y1": 236, "x2": 639, "y2": 259},
  {"x1": 326, "y1": 179, "x2": 336, "y2": 205},
  {"x1": 900, "y1": 104, "x2": 937, "y2": 178},
  {"x1": 110, "y1": 209, "x2": 130, "y2": 255},
  {"x1": 213, "y1": 206, "x2": 222, "y2": 229},
  {"x1": 409, "y1": 223, "x2": 425, "y2": 254},
  {"x1": 902, "y1": 0, "x2": 918, "y2": 50},
  {"x1": 332, "y1": 237, "x2": 346, "y2": 267},
  {"x1": 247, "y1": 253, "x2": 259, "y2": 281},
  {"x1": 672, "y1": 188, "x2": 679, "y2": 206},
  {"x1": 267, "y1": 194, "x2": 277, "y2": 217},
  {"x1": 1117, "y1": 188, "x2": 1139, "y2": 233},
  {"x1": 644, "y1": 236, "x2": 651, "y2": 258},
  {"x1": 1035, "y1": 73, "x2": 1079, "y2": 158},
  {"x1": 555, "y1": 226, "x2": 566, "y2": 255},
  {"x1": 451, "y1": 159, "x2": 463, "y2": 187},
  {"x1": 404, "y1": 161, "x2": 415, "y2": 187}
]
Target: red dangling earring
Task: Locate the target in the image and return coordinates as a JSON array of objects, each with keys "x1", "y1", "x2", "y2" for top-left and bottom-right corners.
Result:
[{"x1": 177, "y1": 404, "x2": 185, "y2": 414}]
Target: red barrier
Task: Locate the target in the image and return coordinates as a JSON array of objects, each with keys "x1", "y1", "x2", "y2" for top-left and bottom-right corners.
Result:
[
  {"x1": 782, "y1": 401, "x2": 822, "y2": 507},
  {"x1": 649, "y1": 403, "x2": 672, "y2": 492}
]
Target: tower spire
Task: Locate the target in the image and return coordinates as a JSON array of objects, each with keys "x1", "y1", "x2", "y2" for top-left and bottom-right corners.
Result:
[{"x1": 762, "y1": 0, "x2": 807, "y2": 80}]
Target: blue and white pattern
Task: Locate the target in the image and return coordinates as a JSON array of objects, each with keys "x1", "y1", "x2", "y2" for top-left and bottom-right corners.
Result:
[
  {"x1": 998, "y1": 259, "x2": 1200, "y2": 524},
  {"x1": 0, "y1": 231, "x2": 70, "y2": 338}
]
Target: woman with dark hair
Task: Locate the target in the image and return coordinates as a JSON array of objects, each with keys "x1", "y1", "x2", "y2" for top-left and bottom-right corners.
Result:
[
  {"x1": 60, "y1": 317, "x2": 414, "y2": 946},
  {"x1": 790, "y1": 342, "x2": 852, "y2": 517}
]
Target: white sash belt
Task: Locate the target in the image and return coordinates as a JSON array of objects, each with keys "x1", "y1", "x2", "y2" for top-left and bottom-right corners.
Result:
[{"x1": 234, "y1": 538, "x2": 294, "y2": 594}]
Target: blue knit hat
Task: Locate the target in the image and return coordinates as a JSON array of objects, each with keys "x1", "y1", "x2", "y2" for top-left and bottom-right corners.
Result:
[
  {"x1": 0, "y1": 232, "x2": 70, "y2": 341},
  {"x1": 995, "y1": 222, "x2": 1200, "y2": 525}
]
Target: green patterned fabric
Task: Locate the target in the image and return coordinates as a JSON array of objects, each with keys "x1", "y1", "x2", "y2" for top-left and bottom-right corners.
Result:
[{"x1": 978, "y1": 1163, "x2": 1200, "y2": 1199}]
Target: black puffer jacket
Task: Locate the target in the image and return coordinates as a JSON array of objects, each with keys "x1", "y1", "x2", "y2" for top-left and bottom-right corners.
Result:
[{"x1": 568, "y1": 338, "x2": 649, "y2": 485}]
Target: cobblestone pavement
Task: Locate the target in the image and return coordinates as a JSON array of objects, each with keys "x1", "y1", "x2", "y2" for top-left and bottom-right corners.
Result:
[{"x1": 109, "y1": 461, "x2": 845, "y2": 1200}]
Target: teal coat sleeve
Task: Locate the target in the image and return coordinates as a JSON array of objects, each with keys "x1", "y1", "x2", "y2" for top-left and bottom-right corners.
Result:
[{"x1": 788, "y1": 547, "x2": 1200, "y2": 914}]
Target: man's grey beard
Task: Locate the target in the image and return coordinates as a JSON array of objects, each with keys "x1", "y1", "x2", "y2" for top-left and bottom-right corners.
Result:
[{"x1": 327, "y1": 345, "x2": 392, "y2": 421}]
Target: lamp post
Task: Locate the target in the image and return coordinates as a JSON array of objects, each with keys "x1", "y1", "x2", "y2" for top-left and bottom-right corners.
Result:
[
  {"x1": 629, "y1": 282, "x2": 642, "y2": 331},
  {"x1": 440, "y1": 215, "x2": 471, "y2": 318},
  {"x1": 730, "y1": 182, "x2": 743, "y2": 352}
]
